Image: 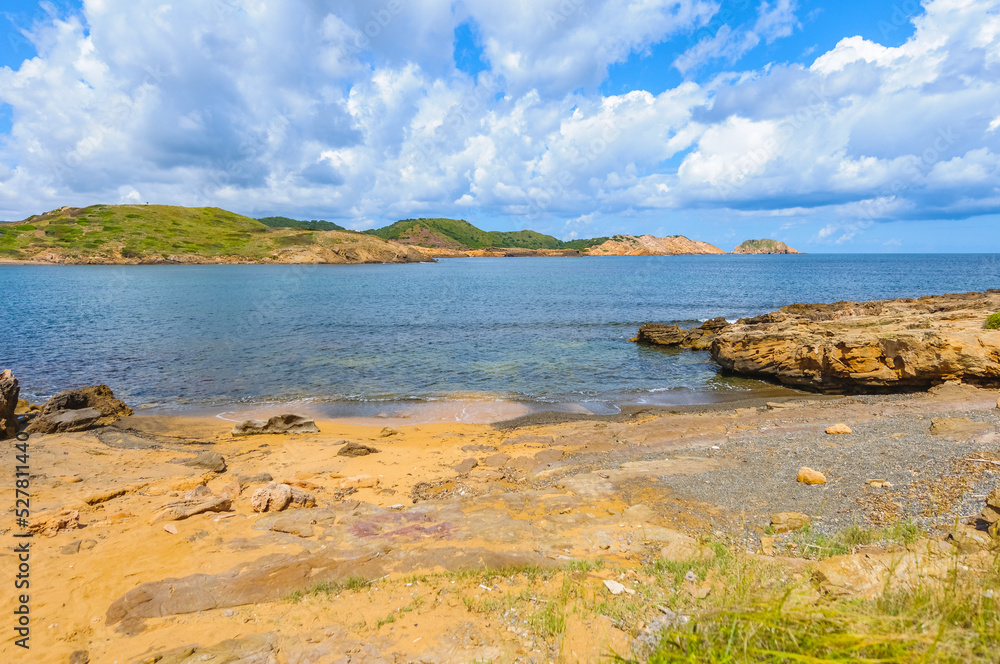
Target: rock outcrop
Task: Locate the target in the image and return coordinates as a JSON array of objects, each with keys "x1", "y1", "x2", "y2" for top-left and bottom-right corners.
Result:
[
  {"x1": 0, "y1": 369, "x2": 19, "y2": 439},
  {"x1": 732, "y1": 238, "x2": 801, "y2": 254},
  {"x1": 632, "y1": 317, "x2": 730, "y2": 350},
  {"x1": 26, "y1": 384, "x2": 132, "y2": 434},
  {"x1": 710, "y1": 291, "x2": 1000, "y2": 393},
  {"x1": 231, "y1": 414, "x2": 319, "y2": 436}
]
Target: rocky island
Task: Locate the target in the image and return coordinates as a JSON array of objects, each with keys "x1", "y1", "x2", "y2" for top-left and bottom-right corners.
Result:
[{"x1": 732, "y1": 238, "x2": 801, "y2": 254}]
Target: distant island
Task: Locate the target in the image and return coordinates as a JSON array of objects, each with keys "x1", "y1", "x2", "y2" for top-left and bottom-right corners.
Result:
[
  {"x1": 0, "y1": 206, "x2": 799, "y2": 264},
  {"x1": 733, "y1": 238, "x2": 801, "y2": 254}
]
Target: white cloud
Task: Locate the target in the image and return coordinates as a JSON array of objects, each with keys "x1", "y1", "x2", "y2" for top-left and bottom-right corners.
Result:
[{"x1": 0, "y1": 0, "x2": 997, "y2": 236}]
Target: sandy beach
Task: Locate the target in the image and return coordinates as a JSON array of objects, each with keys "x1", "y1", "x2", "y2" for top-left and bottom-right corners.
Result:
[{"x1": 3, "y1": 381, "x2": 998, "y2": 663}]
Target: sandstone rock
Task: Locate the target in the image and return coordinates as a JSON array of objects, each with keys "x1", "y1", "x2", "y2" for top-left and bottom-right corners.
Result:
[
  {"x1": 182, "y1": 451, "x2": 227, "y2": 472},
  {"x1": 69, "y1": 650, "x2": 89, "y2": 664},
  {"x1": 29, "y1": 508, "x2": 80, "y2": 536},
  {"x1": 0, "y1": 369, "x2": 19, "y2": 439},
  {"x1": 32, "y1": 407, "x2": 102, "y2": 433},
  {"x1": 484, "y1": 453, "x2": 511, "y2": 468},
  {"x1": 378, "y1": 427, "x2": 399, "y2": 437},
  {"x1": 231, "y1": 414, "x2": 319, "y2": 436},
  {"x1": 633, "y1": 318, "x2": 731, "y2": 350},
  {"x1": 633, "y1": 323, "x2": 686, "y2": 346},
  {"x1": 797, "y1": 467, "x2": 827, "y2": 485},
  {"x1": 149, "y1": 496, "x2": 232, "y2": 524},
  {"x1": 929, "y1": 417, "x2": 991, "y2": 438},
  {"x1": 163, "y1": 524, "x2": 178, "y2": 534},
  {"x1": 14, "y1": 398, "x2": 30, "y2": 415},
  {"x1": 770, "y1": 512, "x2": 811, "y2": 533},
  {"x1": 26, "y1": 384, "x2": 132, "y2": 434},
  {"x1": 84, "y1": 485, "x2": 140, "y2": 505},
  {"x1": 337, "y1": 442, "x2": 380, "y2": 457},
  {"x1": 237, "y1": 472, "x2": 273, "y2": 486},
  {"x1": 710, "y1": 291, "x2": 1000, "y2": 392},
  {"x1": 825, "y1": 423, "x2": 852, "y2": 435},
  {"x1": 334, "y1": 475, "x2": 379, "y2": 490},
  {"x1": 251, "y1": 482, "x2": 315, "y2": 512},
  {"x1": 988, "y1": 487, "x2": 1000, "y2": 509},
  {"x1": 760, "y1": 536, "x2": 777, "y2": 555},
  {"x1": 454, "y1": 458, "x2": 479, "y2": 474}
]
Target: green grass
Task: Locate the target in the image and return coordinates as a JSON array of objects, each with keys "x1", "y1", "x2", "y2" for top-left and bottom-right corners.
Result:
[
  {"x1": 791, "y1": 521, "x2": 923, "y2": 560},
  {"x1": 0, "y1": 204, "x2": 390, "y2": 262},
  {"x1": 986, "y1": 312, "x2": 1000, "y2": 330},
  {"x1": 365, "y1": 217, "x2": 607, "y2": 251},
  {"x1": 258, "y1": 215, "x2": 346, "y2": 231}
]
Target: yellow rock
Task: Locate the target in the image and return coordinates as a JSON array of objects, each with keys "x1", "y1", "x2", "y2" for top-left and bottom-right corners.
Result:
[
  {"x1": 825, "y1": 423, "x2": 852, "y2": 435},
  {"x1": 797, "y1": 467, "x2": 827, "y2": 485},
  {"x1": 760, "y1": 536, "x2": 777, "y2": 556},
  {"x1": 770, "y1": 512, "x2": 810, "y2": 533}
]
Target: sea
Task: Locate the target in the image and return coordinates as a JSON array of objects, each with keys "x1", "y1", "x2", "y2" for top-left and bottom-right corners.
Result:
[{"x1": 2, "y1": 254, "x2": 998, "y2": 422}]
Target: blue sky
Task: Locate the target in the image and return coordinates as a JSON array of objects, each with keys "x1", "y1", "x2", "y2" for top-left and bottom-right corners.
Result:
[{"x1": 0, "y1": 0, "x2": 998, "y2": 252}]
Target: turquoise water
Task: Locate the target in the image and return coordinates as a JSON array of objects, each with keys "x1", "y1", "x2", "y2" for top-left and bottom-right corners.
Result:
[{"x1": 2, "y1": 254, "x2": 998, "y2": 411}]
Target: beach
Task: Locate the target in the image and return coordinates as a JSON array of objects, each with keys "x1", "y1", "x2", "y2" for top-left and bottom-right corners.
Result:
[{"x1": 3, "y1": 381, "x2": 998, "y2": 663}]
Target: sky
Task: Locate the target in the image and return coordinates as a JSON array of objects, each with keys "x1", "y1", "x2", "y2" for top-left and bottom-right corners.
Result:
[{"x1": 0, "y1": 0, "x2": 998, "y2": 252}]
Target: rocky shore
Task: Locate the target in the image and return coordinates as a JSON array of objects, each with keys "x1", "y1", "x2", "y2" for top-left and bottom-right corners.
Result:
[
  {"x1": 1, "y1": 370, "x2": 998, "y2": 663},
  {"x1": 635, "y1": 290, "x2": 1000, "y2": 393}
]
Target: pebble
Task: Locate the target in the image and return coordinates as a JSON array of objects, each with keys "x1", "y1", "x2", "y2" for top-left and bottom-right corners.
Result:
[{"x1": 163, "y1": 524, "x2": 178, "y2": 534}]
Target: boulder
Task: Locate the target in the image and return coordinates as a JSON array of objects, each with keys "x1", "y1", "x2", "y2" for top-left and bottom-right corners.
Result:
[
  {"x1": 231, "y1": 414, "x2": 319, "y2": 437},
  {"x1": 797, "y1": 467, "x2": 827, "y2": 485},
  {"x1": 0, "y1": 369, "x2": 19, "y2": 438},
  {"x1": 250, "y1": 482, "x2": 316, "y2": 513},
  {"x1": 825, "y1": 423, "x2": 852, "y2": 435},
  {"x1": 336, "y1": 442, "x2": 380, "y2": 457},
  {"x1": 770, "y1": 512, "x2": 811, "y2": 533},
  {"x1": 183, "y1": 451, "x2": 227, "y2": 472},
  {"x1": 454, "y1": 458, "x2": 479, "y2": 474},
  {"x1": 26, "y1": 384, "x2": 132, "y2": 434}
]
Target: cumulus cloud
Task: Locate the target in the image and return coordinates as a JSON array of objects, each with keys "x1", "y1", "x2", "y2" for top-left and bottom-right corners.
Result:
[{"x1": 0, "y1": 0, "x2": 996, "y2": 244}]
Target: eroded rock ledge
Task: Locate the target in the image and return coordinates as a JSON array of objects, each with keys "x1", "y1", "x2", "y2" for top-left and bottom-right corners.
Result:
[{"x1": 637, "y1": 291, "x2": 1000, "y2": 393}]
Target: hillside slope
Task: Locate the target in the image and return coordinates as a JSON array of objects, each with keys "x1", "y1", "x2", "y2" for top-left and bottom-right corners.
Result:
[{"x1": 0, "y1": 205, "x2": 430, "y2": 264}]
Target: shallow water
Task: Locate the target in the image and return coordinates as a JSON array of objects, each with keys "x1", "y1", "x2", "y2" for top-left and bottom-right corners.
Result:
[{"x1": 2, "y1": 254, "x2": 998, "y2": 413}]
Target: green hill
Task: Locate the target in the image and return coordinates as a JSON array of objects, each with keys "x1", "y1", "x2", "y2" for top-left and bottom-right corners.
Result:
[
  {"x1": 0, "y1": 204, "x2": 419, "y2": 264},
  {"x1": 365, "y1": 217, "x2": 607, "y2": 251},
  {"x1": 258, "y1": 216, "x2": 345, "y2": 231}
]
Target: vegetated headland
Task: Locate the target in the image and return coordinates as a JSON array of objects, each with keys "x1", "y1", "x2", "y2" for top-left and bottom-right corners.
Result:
[{"x1": 0, "y1": 205, "x2": 799, "y2": 264}]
